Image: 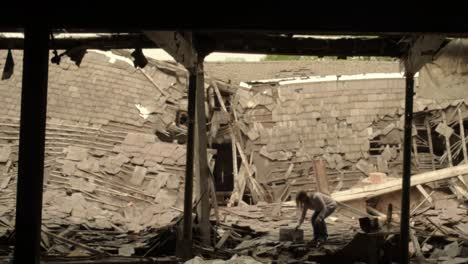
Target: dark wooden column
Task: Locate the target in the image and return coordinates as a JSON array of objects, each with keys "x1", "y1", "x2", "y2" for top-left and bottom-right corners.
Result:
[
  {"x1": 13, "y1": 26, "x2": 50, "y2": 264},
  {"x1": 194, "y1": 54, "x2": 210, "y2": 245},
  {"x1": 400, "y1": 74, "x2": 414, "y2": 264}
]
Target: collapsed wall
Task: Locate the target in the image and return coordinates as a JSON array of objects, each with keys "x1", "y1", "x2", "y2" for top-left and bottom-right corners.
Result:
[
  {"x1": 0, "y1": 50, "x2": 235, "y2": 255},
  {"x1": 232, "y1": 75, "x2": 407, "y2": 199}
]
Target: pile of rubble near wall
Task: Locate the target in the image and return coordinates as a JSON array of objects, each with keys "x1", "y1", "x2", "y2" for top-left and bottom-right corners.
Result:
[
  {"x1": 231, "y1": 74, "x2": 408, "y2": 202},
  {"x1": 0, "y1": 50, "x2": 236, "y2": 257}
]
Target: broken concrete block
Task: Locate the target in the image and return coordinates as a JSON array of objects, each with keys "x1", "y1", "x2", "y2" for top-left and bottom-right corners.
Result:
[
  {"x1": 65, "y1": 146, "x2": 88, "y2": 161},
  {"x1": 147, "y1": 164, "x2": 166, "y2": 174},
  {"x1": 382, "y1": 123, "x2": 396, "y2": 135},
  {"x1": 69, "y1": 177, "x2": 96, "y2": 193},
  {"x1": 260, "y1": 146, "x2": 292, "y2": 161},
  {"x1": 279, "y1": 227, "x2": 304, "y2": 242},
  {"x1": 377, "y1": 156, "x2": 388, "y2": 173},
  {"x1": 154, "y1": 189, "x2": 177, "y2": 208},
  {"x1": 123, "y1": 132, "x2": 156, "y2": 147},
  {"x1": 76, "y1": 157, "x2": 100, "y2": 173},
  {"x1": 130, "y1": 166, "x2": 147, "y2": 186},
  {"x1": 436, "y1": 122, "x2": 454, "y2": 138},
  {"x1": 101, "y1": 154, "x2": 130, "y2": 175},
  {"x1": 356, "y1": 159, "x2": 373, "y2": 175},
  {"x1": 0, "y1": 145, "x2": 12, "y2": 163},
  {"x1": 118, "y1": 244, "x2": 135, "y2": 257},
  {"x1": 131, "y1": 157, "x2": 145, "y2": 166},
  {"x1": 166, "y1": 176, "x2": 180, "y2": 189},
  {"x1": 444, "y1": 241, "x2": 461, "y2": 258},
  {"x1": 61, "y1": 160, "x2": 77, "y2": 176}
]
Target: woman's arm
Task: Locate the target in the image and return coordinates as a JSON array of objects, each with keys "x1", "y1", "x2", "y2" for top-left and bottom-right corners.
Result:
[{"x1": 296, "y1": 207, "x2": 307, "y2": 229}]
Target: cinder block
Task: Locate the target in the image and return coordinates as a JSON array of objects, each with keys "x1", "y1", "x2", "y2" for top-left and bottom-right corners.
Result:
[{"x1": 279, "y1": 228, "x2": 304, "y2": 242}]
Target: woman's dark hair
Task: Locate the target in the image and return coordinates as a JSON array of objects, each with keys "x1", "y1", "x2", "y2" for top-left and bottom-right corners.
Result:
[{"x1": 296, "y1": 191, "x2": 308, "y2": 209}]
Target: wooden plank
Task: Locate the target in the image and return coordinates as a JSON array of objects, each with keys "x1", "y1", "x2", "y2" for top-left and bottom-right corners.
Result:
[
  {"x1": 458, "y1": 108, "x2": 468, "y2": 163},
  {"x1": 236, "y1": 141, "x2": 253, "y2": 177},
  {"x1": 415, "y1": 184, "x2": 433, "y2": 204},
  {"x1": 425, "y1": 119, "x2": 436, "y2": 171},
  {"x1": 312, "y1": 159, "x2": 330, "y2": 195},
  {"x1": 213, "y1": 83, "x2": 228, "y2": 113},
  {"x1": 331, "y1": 163, "x2": 468, "y2": 202},
  {"x1": 412, "y1": 125, "x2": 420, "y2": 168},
  {"x1": 215, "y1": 230, "x2": 231, "y2": 249},
  {"x1": 231, "y1": 132, "x2": 238, "y2": 187},
  {"x1": 441, "y1": 111, "x2": 453, "y2": 166},
  {"x1": 284, "y1": 163, "x2": 294, "y2": 180}
]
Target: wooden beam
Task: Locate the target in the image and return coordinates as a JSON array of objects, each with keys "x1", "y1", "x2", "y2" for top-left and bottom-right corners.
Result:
[
  {"x1": 202, "y1": 34, "x2": 406, "y2": 57},
  {"x1": 415, "y1": 184, "x2": 433, "y2": 204},
  {"x1": 458, "y1": 108, "x2": 468, "y2": 163},
  {"x1": 441, "y1": 111, "x2": 453, "y2": 166},
  {"x1": 193, "y1": 55, "x2": 210, "y2": 245},
  {"x1": 331, "y1": 163, "x2": 468, "y2": 202},
  {"x1": 13, "y1": 26, "x2": 50, "y2": 264},
  {"x1": 425, "y1": 119, "x2": 436, "y2": 171},
  {"x1": 143, "y1": 31, "x2": 196, "y2": 69},
  {"x1": 312, "y1": 159, "x2": 330, "y2": 195},
  {"x1": 0, "y1": 34, "x2": 158, "y2": 50},
  {"x1": 403, "y1": 35, "x2": 447, "y2": 75}
]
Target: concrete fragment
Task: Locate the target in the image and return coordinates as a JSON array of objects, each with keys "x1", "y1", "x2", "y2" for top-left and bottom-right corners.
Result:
[
  {"x1": 76, "y1": 157, "x2": 100, "y2": 172},
  {"x1": 260, "y1": 146, "x2": 292, "y2": 161},
  {"x1": 122, "y1": 132, "x2": 156, "y2": 147},
  {"x1": 131, "y1": 157, "x2": 145, "y2": 166},
  {"x1": 356, "y1": 159, "x2": 374, "y2": 175},
  {"x1": 61, "y1": 160, "x2": 76, "y2": 176},
  {"x1": 65, "y1": 146, "x2": 88, "y2": 161},
  {"x1": 130, "y1": 166, "x2": 147, "y2": 186},
  {"x1": 382, "y1": 123, "x2": 396, "y2": 135},
  {"x1": 154, "y1": 189, "x2": 177, "y2": 208},
  {"x1": 69, "y1": 177, "x2": 96, "y2": 193},
  {"x1": 102, "y1": 154, "x2": 130, "y2": 174},
  {"x1": 166, "y1": 176, "x2": 180, "y2": 189},
  {"x1": 118, "y1": 245, "x2": 135, "y2": 257},
  {"x1": 147, "y1": 164, "x2": 166, "y2": 174},
  {"x1": 0, "y1": 145, "x2": 11, "y2": 163},
  {"x1": 279, "y1": 227, "x2": 304, "y2": 242},
  {"x1": 436, "y1": 122, "x2": 454, "y2": 138},
  {"x1": 444, "y1": 241, "x2": 461, "y2": 258}
]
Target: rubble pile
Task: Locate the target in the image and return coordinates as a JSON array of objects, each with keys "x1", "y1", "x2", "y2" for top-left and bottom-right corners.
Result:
[{"x1": 0, "y1": 50, "x2": 238, "y2": 258}]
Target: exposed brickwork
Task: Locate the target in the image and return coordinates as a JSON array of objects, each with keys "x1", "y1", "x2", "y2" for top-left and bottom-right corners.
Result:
[{"x1": 205, "y1": 60, "x2": 401, "y2": 85}]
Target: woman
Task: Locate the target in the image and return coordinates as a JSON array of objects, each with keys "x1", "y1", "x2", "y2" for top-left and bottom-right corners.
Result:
[{"x1": 295, "y1": 190, "x2": 337, "y2": 245}]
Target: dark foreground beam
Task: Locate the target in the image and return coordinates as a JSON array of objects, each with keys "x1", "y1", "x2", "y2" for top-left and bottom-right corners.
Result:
[
  {"x1": 0, "y1": 35, "x2": 158, "y2": 50},
  {"x1": 200, "y1": 34, "x2": 406, "y2": 57},
  {"x1": 400, "y1": 74, "x2": 415, "y2": 264},
  {"x1": 178, "y1": 64, "x2": 197, "y2": 260},
  {"x1": 13, "y1": 27, "x2": 50, "y2": 264}
]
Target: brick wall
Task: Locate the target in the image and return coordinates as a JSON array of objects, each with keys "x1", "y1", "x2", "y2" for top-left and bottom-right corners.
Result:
[
  {"x1": 235, "y1": 75, "x2": 407, "y2": 191},
  {"x1": 0, "y1": 50, "x2": 188, "y2": 132}
]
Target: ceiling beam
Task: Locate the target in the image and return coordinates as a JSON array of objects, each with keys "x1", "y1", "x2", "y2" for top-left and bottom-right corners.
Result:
[
  {"x1": 200, "y1": 34, "x2": 407, "y2": 57},
  {"x1": 143, "y1": 31, "x2": 197, "y2": 69},
  {"x1": 0, "y1": 35, "x2": 158, "y2": 50},
  {"x1": 402, "y1": 35, "x2": 448, "y2": 74}
]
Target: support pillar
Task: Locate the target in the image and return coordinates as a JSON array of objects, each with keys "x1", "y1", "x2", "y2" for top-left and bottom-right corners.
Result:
[
  {"x1": 194, "y1": 54, "x2": 211, "y2": 245},
  {"x1": 178, "y1": 52, "x2": 210, "y2": 259},
  {"x1": 177, "y1": 66, "x2": 197, "y2": 260},
  {"x1": 13, "y1": 26, "x2": 50, "y2": 264},
  {"x1": 400, "y1": 74, "x2": 414, "y2": 264}
]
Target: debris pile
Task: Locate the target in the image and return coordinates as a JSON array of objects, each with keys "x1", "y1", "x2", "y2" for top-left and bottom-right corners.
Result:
[{"x1": 0, "y1": 49, "x2": 237, "y2": 258}]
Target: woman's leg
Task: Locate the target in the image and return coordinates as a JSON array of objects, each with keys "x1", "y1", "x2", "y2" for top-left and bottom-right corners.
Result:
[
  {"x1": 319, "y1": 204, "x2": 337, "y2": 241},
  {"x1": 311, "y1": 210, "x2": 320, "y2": 240}
]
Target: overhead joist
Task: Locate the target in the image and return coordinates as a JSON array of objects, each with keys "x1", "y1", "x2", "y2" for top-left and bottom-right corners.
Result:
[
  {"x1": 0, "y1": 34, "x2": 158, "y2": 50},
  {"x1": 0, "y1": 33, "x2": 409, "y2": 58},
  {"x1": 402, "y1": 35, "x2": 448, "y2": 74},
  {"x1": 199, "y1": 34, "x2": 407, "y2": 57}
]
